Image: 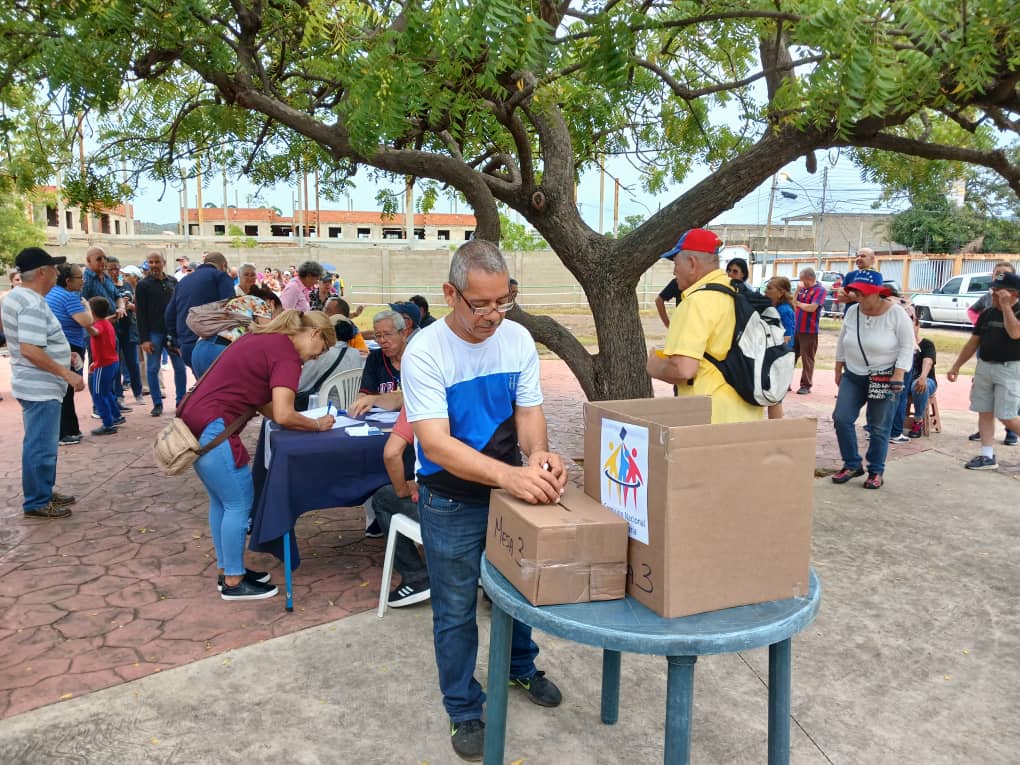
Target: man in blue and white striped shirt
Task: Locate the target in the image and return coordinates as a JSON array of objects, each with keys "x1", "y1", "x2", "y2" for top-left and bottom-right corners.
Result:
[{"x1": 2, "y1": 248, "x2": 85, "y2": 519}]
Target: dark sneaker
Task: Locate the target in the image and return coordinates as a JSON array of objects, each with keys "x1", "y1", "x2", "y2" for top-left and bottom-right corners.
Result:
[
  {"x1": 24, "y1": 502, "x2": 72, "y2": 519},
  {"x1": 388, "y1": 580, "x2": 430, "y2": 608},
  {"x1": 51, "y1": 492, "x2": 76, "y2": 507},
  {"x1": 964, "y1": 455, "x2": 997, "y2": 471},
  {"x1": 150, "y1": 405, "x2": 163, "y2": 417},
  {"x1": 968, "y1": 431, "x2": 981, "y2": 441},
  {"x1": 118, "y1": 404, "x2": 133, "y2": 413},
  {"x1": 364, "y1": 519, "x2": 384, "y2": 538},
  {"x1": 59, "y1": 434, "x2": 82, "y2": 445},
  {"x1": 909, "y1": 423, "x2": 924, "y2": 439},
  {"x1": 509, "y1": 670, "x2": 562, "y2": 708},
  {"x1": 1005, "y1": 431, "x2": 1018, "y2": 446},
  {"x1": 220, "y1": 579, "x2": 278, "y2": 601},
  {"x1": 831, "y1": 467, "x2": 865, "y2": 484},
  {"x1": 217, "y1": 569, "x2": 272, "y2": 592},
  {"x1": 450, "y1": 719, "x2": 485, "y2": 762},
  {"x1": 134, "y1": 395, "x2": 146, "y2": 404},
  {"x1": 796, "y1": 387, "x2": 810, "y2": 395},
  {"x1": 890, "y1": 434, "x2": 910, "y2": 444},
  {"x1": 113, "y1": 416, "x2": 127, "y2": 426},
  {"x1": 863, "y1": 473, "x2": 884, "y2": 490},
  {"x1": 91, "y1": 426, "x2": 118, "y2": 436}
]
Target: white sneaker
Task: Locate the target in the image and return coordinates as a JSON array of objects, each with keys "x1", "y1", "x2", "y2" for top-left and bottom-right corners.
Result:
[{"x1": 890, "y1": 434, "x2": 910, "y2": 444}]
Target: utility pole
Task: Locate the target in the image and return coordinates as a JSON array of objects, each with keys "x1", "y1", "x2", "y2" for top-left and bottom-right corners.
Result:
[
  {"x1": 77, "y1": 112, "x2": 90, "y2": 235},
  {"x1": 763, "y1": 173, "x2": 779, "y2": 266},
  {"x1": 222, "y1": 170, "x2": 229, "y2": 231},
  {"x1": 303, "y1": 171, "x2": 311, "y2": 238},
  {"x1": 598, "y1": 157, "x2": 605, "y2": 235},
  {"x1": 405, "y1": 178, "x2": 414, "y2": 242},
  {"x1": 613, "y1": 178, "x2": 620, "y2": 238},
  {"x1": 314, "y1": 167, "x2": 321, "y2": 239},
  {"x1": 181, "y1": 170, "x2": 190, "y2": 247},
  {"x1": 296, "y1": 175, "x2": 304, "y2": 246},
  {"x1": 815, "y1": 166, "x2": 828, "y2": 270},
  {"x1": 196, "y1": 155, "x2": 203, "y2": 234}
]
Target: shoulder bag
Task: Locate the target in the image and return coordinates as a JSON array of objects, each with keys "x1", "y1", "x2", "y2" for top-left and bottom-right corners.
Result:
[
  {"x1": 853, "y1": 306, "x2": 897, "y2": 401},
  {"x1": 152, "y1": 347, "x2": 253, "y2": 475}
]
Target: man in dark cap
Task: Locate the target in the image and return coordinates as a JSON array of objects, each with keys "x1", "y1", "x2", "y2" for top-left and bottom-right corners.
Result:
[{"x1": 2, "y1": 248, "x2": 85, "y2": 519}]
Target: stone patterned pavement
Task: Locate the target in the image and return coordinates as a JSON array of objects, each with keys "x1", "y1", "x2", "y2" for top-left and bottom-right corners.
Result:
[{"x1": 0, "y1": 356, "x2": 1012, "y2": 721}]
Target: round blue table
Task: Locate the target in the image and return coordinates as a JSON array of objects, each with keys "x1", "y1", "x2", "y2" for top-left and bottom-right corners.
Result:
[{"x1": 480, "y1": 556, "x2": 821, "y2": 765}]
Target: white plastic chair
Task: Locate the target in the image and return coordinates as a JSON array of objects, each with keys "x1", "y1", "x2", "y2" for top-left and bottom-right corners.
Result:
[
  {"x1": 377, "y1": 513, "x2": 423, "y2": 618},
  {"x1": 319, "y1": 367, "x2": 363, "y2": 411}
]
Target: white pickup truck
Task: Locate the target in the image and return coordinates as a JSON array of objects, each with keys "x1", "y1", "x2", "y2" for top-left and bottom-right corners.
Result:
[{"x1": 911, "y1": 272, "x2": 994, "y2": 326}]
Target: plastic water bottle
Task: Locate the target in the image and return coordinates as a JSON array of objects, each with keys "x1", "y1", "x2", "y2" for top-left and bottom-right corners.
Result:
[{"x1": 307, "y1": 393, "x2": 320, "y2": 409}]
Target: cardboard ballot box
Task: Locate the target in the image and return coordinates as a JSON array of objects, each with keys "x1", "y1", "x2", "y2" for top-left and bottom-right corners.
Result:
[
  {"x1": 583, "y1": 397, "x2": 816, "y2": 619},
  {"x1": 487, "y1": 486, "x2": 629, "y2": 606}
]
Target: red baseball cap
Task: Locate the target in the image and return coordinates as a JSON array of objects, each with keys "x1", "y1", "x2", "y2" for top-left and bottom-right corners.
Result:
[{"x1": 660, "y1": 228, "x2": 722, "y2": 259}]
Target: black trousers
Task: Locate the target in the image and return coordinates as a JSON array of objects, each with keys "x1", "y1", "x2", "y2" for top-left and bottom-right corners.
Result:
[{"x1": 60, "y1": 343, "x2": 85, "y2": 438}]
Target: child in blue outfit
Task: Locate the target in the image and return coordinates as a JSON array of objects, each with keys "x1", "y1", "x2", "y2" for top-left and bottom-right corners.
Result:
[{"x1": 765, "y1": 276, "x2": 797, "y2": 419}]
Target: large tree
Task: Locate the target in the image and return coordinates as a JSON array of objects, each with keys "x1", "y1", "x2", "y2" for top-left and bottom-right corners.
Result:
[{"x1": 2, "y1": 0, "x2": 1019, "y2": 398}]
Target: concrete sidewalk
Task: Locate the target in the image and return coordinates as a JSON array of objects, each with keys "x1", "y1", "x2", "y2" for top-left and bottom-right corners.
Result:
[{"x1": 1, "y1": 447, "x2": 1017, "y2": 765}]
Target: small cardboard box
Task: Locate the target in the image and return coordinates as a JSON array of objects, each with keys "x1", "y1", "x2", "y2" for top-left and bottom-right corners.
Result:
[
  {"x1": 487, "y1": 486, "x2": 629, "y2": 606},
  {"x1": 583, "y1": 397, "x2": 816, "y2": 619}
]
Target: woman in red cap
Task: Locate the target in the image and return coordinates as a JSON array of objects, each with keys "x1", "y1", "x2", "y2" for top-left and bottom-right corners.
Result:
[{"x1": 831, "y1": 270, "x2": 914, "y2": 489}]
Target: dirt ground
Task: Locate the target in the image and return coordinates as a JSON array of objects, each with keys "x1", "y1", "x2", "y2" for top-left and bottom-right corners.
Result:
[{"x1": 531, "y1": 308, "x2": 979, "y2": 376}]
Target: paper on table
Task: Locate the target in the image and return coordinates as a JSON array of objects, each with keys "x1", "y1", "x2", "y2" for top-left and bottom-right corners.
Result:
[
  {"x1": 346, "y1": 423, "x2": 386, "y2": 437},
  {"x1": 365, "y1": 410, "x2": 400, "y2": 424}
]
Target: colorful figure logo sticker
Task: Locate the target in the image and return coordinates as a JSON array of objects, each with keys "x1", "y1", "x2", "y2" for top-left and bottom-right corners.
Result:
[{"x1": 599, "y1": 418, "x2": 649, "y2": 544}]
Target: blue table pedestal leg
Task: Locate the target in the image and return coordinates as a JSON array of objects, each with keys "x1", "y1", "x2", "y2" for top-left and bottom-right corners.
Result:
[
  {"x1": 664, "y1": 655, "x2": 697, "y2": 765},
  {"x1": 768, "y1": 639, "x2": 792, "y2": 765},
  {"x1": 483, "y1": 604, "x2": 513, "y2": 765},
  {"x1": 601, "y1": 649, "x2": 621, "y2": 724},
  {"x1": 283, "y1": 531, "x2": 293, "y2": 612}
]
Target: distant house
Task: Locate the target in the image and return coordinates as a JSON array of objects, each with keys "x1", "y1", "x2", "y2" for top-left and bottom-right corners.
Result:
[
  {"x1": 183, "y1": 208, "x2": 477, "y2": 242},
  {"x1": 32, "y1": 186, "x2": 135, "y2": 239}
]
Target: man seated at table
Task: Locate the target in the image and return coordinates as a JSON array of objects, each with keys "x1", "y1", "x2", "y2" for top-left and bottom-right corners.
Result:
[
  {"x1": 295, "y1": 315, "x2": 366, "y2": 408},
  {"x1": 347, "y1": 304, "x2": 419, "y2": 417},
  {"x1": 372, "y1": 407, "x2": 430, "y2": 607}
]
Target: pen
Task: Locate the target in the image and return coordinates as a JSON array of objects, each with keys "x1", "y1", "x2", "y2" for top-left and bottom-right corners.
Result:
[{"x1": 327, "y1": 402, "x2": 333, "y2": 416}]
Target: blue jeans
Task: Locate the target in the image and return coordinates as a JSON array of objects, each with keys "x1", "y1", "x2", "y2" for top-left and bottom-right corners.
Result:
[
  {"x1": 890, "y1": 371, "x2": 915, "y2": 437},
  {"x1": 119, "y1": 336, "x2": 142, "y2": 398},
  {"x1": 418, "y1": 485, "x2": 539, "y2": 722},
  {"x1": 193, "y1": 419, "x2": 253, "y2": 576},
  {"x1": 18, "y1": 398, "x2": 61, "y2": 511},
  {"x1": 909, "y1": 377, "x2": 937, "y2": 429},
  {"x1": 833, "y1": 370, "x2": 898, "y2": 475},
  {"x1": 373, "y1": 484, "x2": 428, "y2": 585},
  {"x1": 91, "y1": 362, "x2": 121, "y2": 428},
  {"x1": 190, "y1": 338, "x2": 227, "y2": 378},
  {"x1": 146, "y1": 332, "x2": 188, "y2": 407}
]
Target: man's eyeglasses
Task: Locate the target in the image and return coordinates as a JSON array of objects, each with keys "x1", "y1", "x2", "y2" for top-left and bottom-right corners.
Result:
[
  {"x1": 374, "y1": 330, "x2": 402, "y2": 341},
  {"x1": 452, "y1": 284, "x2": 515, "y2": 316}
]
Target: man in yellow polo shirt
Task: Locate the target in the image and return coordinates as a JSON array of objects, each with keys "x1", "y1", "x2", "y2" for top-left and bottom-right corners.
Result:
[{"x1": 646, "y1": 228, "x2": 763, "y2": 423}]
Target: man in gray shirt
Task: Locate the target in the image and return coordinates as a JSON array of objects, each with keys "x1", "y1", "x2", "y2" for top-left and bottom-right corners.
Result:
[{"x1": 2, "y1": 248, "x2": 86, "y2": 519}]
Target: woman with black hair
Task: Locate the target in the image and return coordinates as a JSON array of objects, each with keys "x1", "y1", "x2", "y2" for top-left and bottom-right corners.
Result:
[{"x1": 44, "y1": 263, "x2": 95, "y2": 445}]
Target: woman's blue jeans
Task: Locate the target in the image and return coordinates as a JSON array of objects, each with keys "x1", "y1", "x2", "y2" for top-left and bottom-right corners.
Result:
[
  {"x1": 833, "y1": 369, "x2": 898, "y2": 475},
  {"x1": 418, "y1": 485, "x2": 539, "y2": 723},
  {"x1": 190, "y1": 338, "x2": 227, "y2": 379},
  {"x1": 193, "y1": 419, "x2": 253, "y2": 576}
]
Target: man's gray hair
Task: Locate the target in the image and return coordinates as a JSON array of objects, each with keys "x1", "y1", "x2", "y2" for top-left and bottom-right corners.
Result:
[
  {"x1": 449, "y1": 240, "x2": 508, "y2": 291},
  {"x1": 373, "y1": 308, "x2": 409, "y2": 331},
  {"x1": 19, "y1": 267, "x2": 42, "y2": 283},
  {"x1": 239, "y1": 262, "x2": 257, "y2": 273},
  {"x1": 297, "y1": 261, "x2": 325, "y2": 279},
  {"x1": 800, "y1": 267, "x2": 816, "y2": 279}
]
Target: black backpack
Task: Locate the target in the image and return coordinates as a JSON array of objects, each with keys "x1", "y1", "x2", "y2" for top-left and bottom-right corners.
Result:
[{"x1": 692, "y1": 280, "x2": 794, "y2": 406}]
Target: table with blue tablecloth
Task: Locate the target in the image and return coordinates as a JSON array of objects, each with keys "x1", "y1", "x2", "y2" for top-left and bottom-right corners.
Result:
[{"x1": 250, "y1": 421, "x2": 390, "y2": 609}]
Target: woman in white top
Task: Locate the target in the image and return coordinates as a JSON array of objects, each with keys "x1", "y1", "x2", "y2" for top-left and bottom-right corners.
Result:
[{"x1": 831, "y1": 270, "x2": 914, "y2": 489}]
